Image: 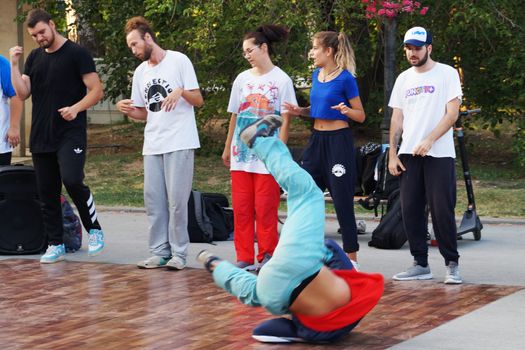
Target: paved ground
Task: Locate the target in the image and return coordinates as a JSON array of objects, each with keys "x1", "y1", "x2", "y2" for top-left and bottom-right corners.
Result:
[{"x1": 2, "y1": 208, "x2": 524, "y2": 349}]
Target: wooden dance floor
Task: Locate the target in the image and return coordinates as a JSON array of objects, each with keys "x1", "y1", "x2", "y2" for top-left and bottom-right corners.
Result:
[{"x1": 0, "y1": 259, "x2": 521, "y2": 350}]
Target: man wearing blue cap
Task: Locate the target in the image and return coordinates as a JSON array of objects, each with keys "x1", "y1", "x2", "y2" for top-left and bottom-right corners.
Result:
[{"x1": 387, "y1": 26, "x2": 463, "y2": 284}]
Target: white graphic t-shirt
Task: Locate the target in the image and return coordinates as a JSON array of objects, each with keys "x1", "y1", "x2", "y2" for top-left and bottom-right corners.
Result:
[
  {"x1": 227, "y1": 66, "x2": 297, "y2": 173},
  {"x1": 131, "y1": 51, "x2": 200, "y2": 155},
  {"x1": 389, "y1": 62, "x2": 462, "y2": 158}
]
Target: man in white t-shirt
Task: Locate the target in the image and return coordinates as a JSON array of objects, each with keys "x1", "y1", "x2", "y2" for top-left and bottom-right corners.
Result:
[
  {"x1": 0, "y1": 55, "x2": 22, "y2": 165},
  {"x1": 116, "y1": 17, "x2": 203, "y2": 270},
  {"x1": 388, "y1": 27, "x2": 463, "y2": 284}
]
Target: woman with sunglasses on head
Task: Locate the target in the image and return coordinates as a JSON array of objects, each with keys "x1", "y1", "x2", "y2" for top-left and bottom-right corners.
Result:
[
  {"x1": 284, "y1": 31, "x2": 366, "y2": 267},
  {"x1": 223, "y1": 24, "x2": 297, "y2": 271}
]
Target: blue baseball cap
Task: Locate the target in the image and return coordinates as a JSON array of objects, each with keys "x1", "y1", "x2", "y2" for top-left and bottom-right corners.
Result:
[{"x1": 404, "y1": 26, "x2": 432, "y2": 46}]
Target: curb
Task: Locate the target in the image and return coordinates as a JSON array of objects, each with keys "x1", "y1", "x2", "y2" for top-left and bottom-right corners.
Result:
[{"x1": 97, "y1": 205, "x2": 525, "y2": 226}]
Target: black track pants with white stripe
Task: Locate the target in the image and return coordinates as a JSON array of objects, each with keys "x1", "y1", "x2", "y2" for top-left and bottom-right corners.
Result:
[{"x1": 32, "y1": 138, "x2": 101, "y2": 245}]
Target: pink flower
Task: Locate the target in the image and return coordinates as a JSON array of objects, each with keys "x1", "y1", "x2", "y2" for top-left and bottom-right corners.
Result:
[
  {"x1": 362, "y1": 0, "x2": 369, "y2": 3},
  {"x1": 382, "y1": 1, "x2": 395, "y2": 9},
  {"x1": 420, "y1": 6, "x2": 429, "y2": 15},
  {"x1": 367, "y1": 5, "x2": 377, "y2": 12},
  {"x1": 377, "y1": 8, "x2": 386, "y2": 16},
  {"x1": 415, "y1": 1, "x2": 421, "y2": 7},
  {"x1": 385, "y1": 9, "x2": 396, "y2": 17},
  {"x1": 403, "y1": 5, "x2": 414, "y2": 12},
  {"x1": 402, "y1": 0, "x2": 412, "y2": 5}
]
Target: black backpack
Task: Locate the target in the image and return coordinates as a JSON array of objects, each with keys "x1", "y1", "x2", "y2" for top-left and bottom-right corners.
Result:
[
  {"x1": 187, "y1": 191, "x2": 233, "y2": 243},
  {"x1": 374, "y1": 147, "x2": 399, "y2": 200},
  {"x1": 368, "y1": 189, "x2": 407, "y2": 249},
  {"x1": 358, "y1": 146, "x2": 400, "y2": 214},
  {"x1": 355, "y1": 142, "x2": 382, "y2": 196},
  {"x1": 187, "y1": 191, "x2": 214, "y2": 243},
  {"x1": 60, "y1": 195, "x2": 82, "y2": 252},
  {"x1": 201, "y1": 193, "x2": 233, "y2": 241}
]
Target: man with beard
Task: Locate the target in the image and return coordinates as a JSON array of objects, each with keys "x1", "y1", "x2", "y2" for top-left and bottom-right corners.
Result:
[
  {"x1": 387, "y1": 27, "x2": 463, "y2": 284},
  {"x1": 9, "y1": 9, "x2": 105, "y2": 263},
  {"x1": 116, "y1": 17, "x2": 203, "y2": 270}
]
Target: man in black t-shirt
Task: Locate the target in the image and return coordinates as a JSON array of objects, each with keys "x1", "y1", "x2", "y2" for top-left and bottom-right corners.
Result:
[{"x1": 9, "y1": 8, "x2": 105, "y2": 263}]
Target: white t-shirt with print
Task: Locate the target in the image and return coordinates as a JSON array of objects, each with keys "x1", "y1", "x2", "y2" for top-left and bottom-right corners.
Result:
[
  {"x1": 227, "y1": 66, "x2": 297, "y2": 174},
  {"x1": 388, "y1": 62, "x2": 462, "y2": 158},
  {"x1": 131, "y1": 50, "x2": 200, "y2": 155}
]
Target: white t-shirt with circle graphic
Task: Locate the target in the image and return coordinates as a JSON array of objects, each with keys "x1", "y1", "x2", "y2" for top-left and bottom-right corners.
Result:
[
  {"x1": 227, "y1": 66, "x2": 297, "y2": 174},
  {"x1": 131, "y1": 50, "x2": 200, "y2": 155},
  {"x1": 389, "y1": 62, "x2": 462, "y2": 158}
]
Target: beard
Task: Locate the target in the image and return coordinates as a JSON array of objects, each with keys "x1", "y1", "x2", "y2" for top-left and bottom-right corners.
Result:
[
  {"x1": 410, "y1": 50, "x2": 429, "y2": 67},
  {"x1": 141, "y1": 44, "x2": 153, "y2": 61},
  {"x1": 38, "y1": 31, "x2": 55, "y2": 49}
]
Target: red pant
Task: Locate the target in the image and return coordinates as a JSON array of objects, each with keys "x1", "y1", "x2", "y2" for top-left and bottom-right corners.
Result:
[{"x1": 231, "y1": 171, "x2": 280, "y2": 264}]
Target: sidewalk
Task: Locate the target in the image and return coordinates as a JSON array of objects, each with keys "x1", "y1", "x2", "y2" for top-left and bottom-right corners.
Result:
[{"x1": 2, "y1": 208, "x2": 524, "y2": 349}]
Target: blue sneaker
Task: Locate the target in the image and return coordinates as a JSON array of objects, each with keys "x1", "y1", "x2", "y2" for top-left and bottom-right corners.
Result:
[
  {"x1": 40, "y1": 244, "x2": 66, "y2": 264},
  {"x1": 252, "y1": 317, "x2": 305, "y2": 343},
  {"x1": 88, "y1": 229, "x2": 104, "y2": 256}
]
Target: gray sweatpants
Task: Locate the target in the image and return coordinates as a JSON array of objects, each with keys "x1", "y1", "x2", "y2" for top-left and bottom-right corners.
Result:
[{"x1": 144, "y1": 149, "x2": 194, "y2": 260}]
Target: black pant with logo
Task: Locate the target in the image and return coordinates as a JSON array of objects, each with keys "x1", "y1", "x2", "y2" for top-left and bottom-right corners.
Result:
[
  {"x1": 300, "y1": 128, "x2": 358, "y2": 253},
  {"x1": 32, "y1": 137, "x2": 101, "y2": 245},
  {"x1": 399, "y1": 154, "x2": 459, "y2": 266}
]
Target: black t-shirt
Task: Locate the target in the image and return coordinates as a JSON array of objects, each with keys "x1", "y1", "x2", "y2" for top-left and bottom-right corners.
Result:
[{"x1": 24, "y1": 40, "x2": 97, "y2": 152}]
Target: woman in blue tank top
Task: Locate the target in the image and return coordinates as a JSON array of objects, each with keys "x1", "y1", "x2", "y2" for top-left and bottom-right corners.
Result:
[{"x1": 284, "y1": 31, "x2": 366, "y2": 265}]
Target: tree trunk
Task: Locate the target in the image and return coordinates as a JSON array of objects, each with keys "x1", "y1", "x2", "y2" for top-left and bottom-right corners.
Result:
[{"x1": 381, "y1": 17, "x2": 397, "y2": 144}]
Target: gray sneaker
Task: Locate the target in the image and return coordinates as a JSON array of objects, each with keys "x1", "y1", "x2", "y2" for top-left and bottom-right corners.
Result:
[
  {"x1": 166, "y1": 256, "x2": 186, "y2": 270},
  {"x1": 393, "y1": 262, "x2": 433, "y2": 281},
  {"x1": 239, "y1": 114, "x2": 282, "y2": 148},
  {"x1": 236, "y1": 260, "x2": 258, "y2": 271},
  {"x1": 444, "y1": 261, "x2": 463, "y2": 284},
  {"x1": 137, "y1": 255, "x2": 170, "y2": 269},
  {"x1": 256, "y1": 254, "x2": 272, "y2": 271}
]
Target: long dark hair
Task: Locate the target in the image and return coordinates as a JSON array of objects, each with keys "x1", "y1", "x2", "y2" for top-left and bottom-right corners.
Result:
[{"x1": 243, "y1": 24, "x2": 289, "y2": 56}]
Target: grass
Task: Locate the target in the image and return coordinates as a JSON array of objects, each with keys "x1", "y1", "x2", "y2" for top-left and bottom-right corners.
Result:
[{"x1": 85, "y1": 122, "x2": 525, "y2": 218}]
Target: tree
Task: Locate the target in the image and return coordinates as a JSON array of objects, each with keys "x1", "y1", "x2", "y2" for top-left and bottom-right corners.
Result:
[{"x1": 17, "y1": 0, "x2": 525, "y2": 166}]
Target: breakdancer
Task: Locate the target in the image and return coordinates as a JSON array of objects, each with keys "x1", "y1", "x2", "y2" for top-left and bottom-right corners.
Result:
[{"x1": 198, "y1": 114, "x2": 384, "y2": 343}]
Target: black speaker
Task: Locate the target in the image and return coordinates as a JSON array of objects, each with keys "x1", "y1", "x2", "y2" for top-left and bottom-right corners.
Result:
[{"x1": 0, "y1": 165, "x2": 46, "y2": 254}]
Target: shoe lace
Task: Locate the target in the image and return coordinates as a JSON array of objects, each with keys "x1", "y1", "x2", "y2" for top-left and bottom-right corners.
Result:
[
  {"x1": 46, "y1": 245, "x2": 62, "y2": 255},
  {"x1": 447, "y1": 265, "x2": 458, "y2": 276}
]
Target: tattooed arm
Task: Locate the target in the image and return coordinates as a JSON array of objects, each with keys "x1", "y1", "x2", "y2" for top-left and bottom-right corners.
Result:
[{"x1": 388, "y1": 108, "x2": 406, "y2": 176}]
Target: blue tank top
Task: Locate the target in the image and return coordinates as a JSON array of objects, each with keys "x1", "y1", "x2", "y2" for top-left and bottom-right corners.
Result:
[{"x1": 309, "y1": 68, "x2": 359, "y2": 121}]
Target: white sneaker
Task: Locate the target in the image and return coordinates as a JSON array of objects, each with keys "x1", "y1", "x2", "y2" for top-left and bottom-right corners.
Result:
[
  {"x1": 40, "y1": 244, "x2": 66, "y2": 263},
  {"x1": 166, "y1": 256, "x2": 186, "y2": 270},
  {"x1": 444, "y1": 262, "x2": 463, "y2": 284}
]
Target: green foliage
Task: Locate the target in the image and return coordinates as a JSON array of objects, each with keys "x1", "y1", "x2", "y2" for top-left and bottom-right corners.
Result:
[{"x1": 17, "y1": 0, "x2": 525, "y2": 167}]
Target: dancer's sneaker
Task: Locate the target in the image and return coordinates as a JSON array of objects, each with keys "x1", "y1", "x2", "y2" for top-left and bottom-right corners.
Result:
[
  {"x1": 240, "y1": 114, "x2": 282, "y2": 148},
  {"x1": 40, "y1": 244, "x2": 66, "y2": 264},
  {"x1": 166, "y1": 256, "x2": 186, "y2": 270},
  {"x1": 393, "y1": 261, "x2": 433, "y2": 281},
  {"x1": 196, "y1": 250, "x2": 221, "y2": 272},
  {"x1": 444, "y1": 261, "x2": 463, "y2": 284},
  {"x1": 88, "y1": 228, "x2": 104, "y2": 256},
  {"x1": 137, "y1": 256, "x2": 170, "y2": 269},
  {"x1": 252, "y1": 317, "x2": 305, "y2": 343}
]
